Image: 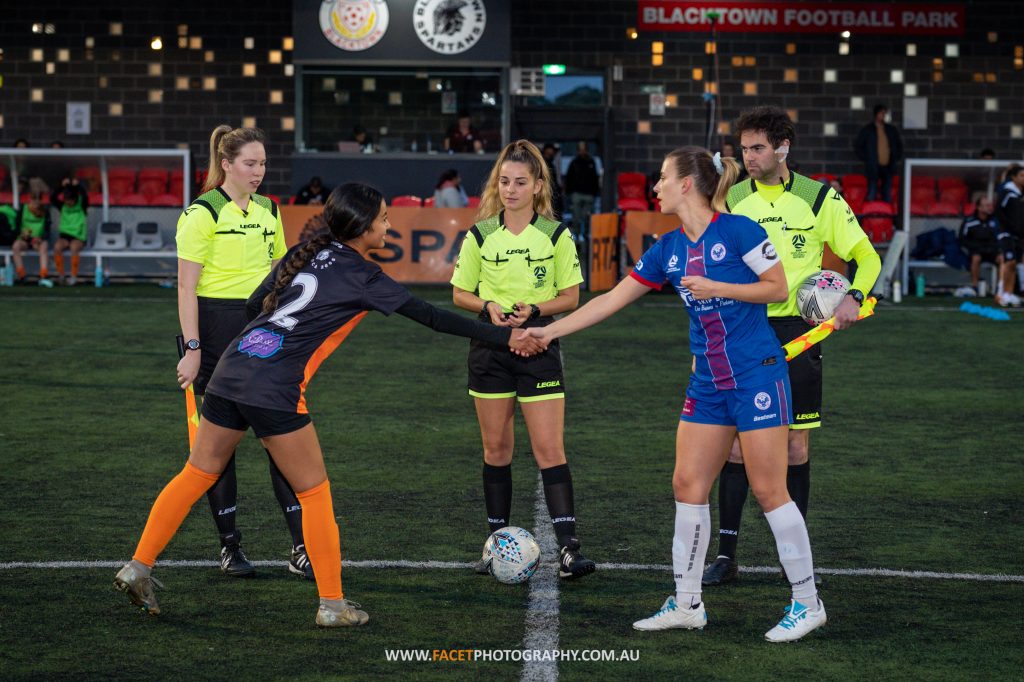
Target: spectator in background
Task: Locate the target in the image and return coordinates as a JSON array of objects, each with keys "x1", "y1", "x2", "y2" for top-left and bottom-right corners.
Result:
[
  {"x1": 564, "y1": 141, "x2": 601, "y2": 240},
  {"x1": 995, "y1": 164, "x2": 1024, "y2": 307},
  {"x1": 542, "y1": 143, "x2": 564, "y2": 220},
  {"x1": 50, "y1": 179, "x2": 88, "y2": 286},
  {"x1": 854, "y1": 104, "x2": 903, "y2": 203},
  {"x1": 433, "y1": 168, "x2": 469, "y2": 208},
  {"x1": 10, "y1": 195, "x2": 52, "y2": 285},
  {"x1": 957, "y1": 196, "x2": 1000, "y2": 298},
  {"x1": 352, "y1": 125, "x2": 374, "y2": 154},
  {"x1": 14, "y1": 138, "x2": 29, "y2": 148},
  {"x1": 444, "y1": 111, "x2": 483, "y2": 154},
  {"x1": 722, "y1": 141, "x2": 748, "y2": 181},
  {"x1": 294, "y1": 176, "x2": 329, "y2": 205}
]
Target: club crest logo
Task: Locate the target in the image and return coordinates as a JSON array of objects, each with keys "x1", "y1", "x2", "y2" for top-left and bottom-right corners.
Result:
[
  {"x1": 754, "y1": 392, "x2": 772, "y2": 410},
  {"x1": 667, "y1": 254, "x2": 679, "y2": 272},
  {"x1": 710, "y1": 242, "x2": 727, "y2": 262},
  {"x1": 413, "y1": 0, "x2": 486, "y2": 54},
  {"x1": 310, "y1": 248, "x2": 337, "y2": 270},
  {"x1": 320, "y1": 0, "x2": 390, "y2": 52},
  {"x1": 238, "y1": 328, "x2": 284, "y2": 359}
]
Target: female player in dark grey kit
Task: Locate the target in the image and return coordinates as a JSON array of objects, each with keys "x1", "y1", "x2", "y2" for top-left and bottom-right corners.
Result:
[
  {"x1": 117, "y1": 182, "x2": 542, "y2": 626},
  {"x1": 175, "y1": 124, "x2": 311, "y2": 579}
]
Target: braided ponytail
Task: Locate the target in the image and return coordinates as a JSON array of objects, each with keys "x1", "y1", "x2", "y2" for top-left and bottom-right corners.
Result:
[{"x1": 261, "y1": 233, "x2": 333, "y2": 313}]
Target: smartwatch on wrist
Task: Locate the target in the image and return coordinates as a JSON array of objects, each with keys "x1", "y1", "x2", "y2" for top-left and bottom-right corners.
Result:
[
  {"x1": 481, "y1": 300, "x2": 493, "y2": 316},
  {"x1": 529, "y1": 304, "x2": 541, "y2": 320},
  {"x1": 185, "y1": 338, "x2": 201, "y2": 352},
  {"x1": 846, "y1": 289, "x2": 865, "y2": 305}
]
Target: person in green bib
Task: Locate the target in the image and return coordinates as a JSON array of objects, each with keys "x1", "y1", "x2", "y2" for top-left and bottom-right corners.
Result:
[
  {"x1": 175, "y1": 124, "x2": 312, "y2": 581},
  {"x1": 451, "y1": 139, "x2": 596, "y2": 580},
  {"x1": 51, "y1": 179, "x2": 88, "y2": 285},
  {"x1": 10, "y1": 195, "x2": 52, "y2": 285}
]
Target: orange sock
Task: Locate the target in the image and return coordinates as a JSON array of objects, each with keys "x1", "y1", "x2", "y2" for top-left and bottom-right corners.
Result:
[
  {"x1": 297, "y1": 479, "x2": 343, "y2": 600},
  {"x1": 70, "y1": 254, "x2": 80, "y2": 277},
  {"x1": 39, "y1": 266, "x2": 48, "y2": 279},
  {"x1": 132, "y1": 461, "x2": 220, "y2": 567},
  {"x1": 16, "y1": 266, "x2": 25, "y2": 279},
  {"x1": 53, "y1": 252, "x2": 64, "y2": 276}
]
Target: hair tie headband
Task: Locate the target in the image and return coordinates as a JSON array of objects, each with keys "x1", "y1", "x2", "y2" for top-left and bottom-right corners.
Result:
[{"x1": 712, "y1": 152, "x2": 724, "y2": 175}]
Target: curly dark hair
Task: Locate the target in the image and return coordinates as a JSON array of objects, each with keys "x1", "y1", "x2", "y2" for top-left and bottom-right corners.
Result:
[
  {"x1": 262, "y1": 183, "x2": 384, "y2": 313},
  {"x1": 734, "y1": 106, "x2": 796, "y2": 149}
]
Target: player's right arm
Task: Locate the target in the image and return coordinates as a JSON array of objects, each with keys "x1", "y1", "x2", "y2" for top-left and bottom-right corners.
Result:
[{"x1": 527, "y1": 276, "x2": 650, "y2": 345}]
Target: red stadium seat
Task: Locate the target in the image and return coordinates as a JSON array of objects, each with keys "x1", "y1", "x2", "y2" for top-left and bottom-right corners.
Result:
[
  {"x1": 845, "y1": 185, "x2": 867, "y2": 205},
  {"x1": 264, "y1": 194, "x2": 282, "y2": 204},
  {"x1": 75, "y1": 166, "x2": 102, "y2": 192},
  {"x1": 88, "y1": 191, "x2": 104, "y2": 206},
  {"x1": 422, "y1": 196, "x2": 435, "y2": 207},
  {"x1": 617, "y1": 172, "x2": 647, "y2": 201},
  {"x1": 137, "y1": 169, "x2": 168, "y2": 197},
  {"x1": 467, "y1": 196, "x2": 481, "y2": 208},
  {"x1": 114, "y1": 192, "x2": 149, "y2": 206},
  {"x1": 0, "y1": 191, "x2": 13, "y2": 204},
  {"x1": 937, "y1": 178, "x2": 968, "y2": 205},
  {"x1": 842, "y1": 173, "x2": 868, "y2": 188},
  {"x1": 844, "y1": 195, "x2": 864, "y2": 215},
  {"x1": 858, "y1": 200, "x2": 895, "y2": 242},
  {"x1": 810, "y1": 173, "x2": 837, "y2": 184},
  {"x1": 910, "y1": 175, "x2": 935, "y2": 189},
  {"x1": 617, "y1": 198, "x2": 649, "y2": 211},
  {"x1": 962, "y1": 200, "x2": 977, "y2": 216},
  {"x1": 148, "y1": 193, "x2": 183, "y2": 206},
  {"x1": 391, "y1": 195, "x2": 423, "y2": 207},
  {"x1": 927, "y1": 201, "x2": 962, "y2": 217}
]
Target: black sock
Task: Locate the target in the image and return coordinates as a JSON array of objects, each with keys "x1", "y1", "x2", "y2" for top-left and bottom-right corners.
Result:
[
  {"x1": 541, "y1": 463, "x2": 577, "y2": 548},
  {"x1": 207, "y1": 452, "x2": 238, "y2": 537},
  {"x1": 787, "y1": 462, "x2": 811, "y2": 519},
  {"x1": 267, "y1": 450, "x2": 304, "y2": 546},
  {"x1": 716, "y1": 462, "x2": 749, "y2": 560},
  {"x1": 483, "y1": 463, "x2": 512, "y2": 534}
]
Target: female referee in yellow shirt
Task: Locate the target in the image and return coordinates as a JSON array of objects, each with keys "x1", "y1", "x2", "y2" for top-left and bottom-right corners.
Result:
[
  {"x1": 451, "y1": 139, "x2": 596, "y2": 579},
  {"x1": 175, "y1": 125, "x2": 312, "y2": 579}
]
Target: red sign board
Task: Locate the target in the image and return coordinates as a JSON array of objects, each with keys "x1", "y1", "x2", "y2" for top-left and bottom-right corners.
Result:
[{"x1": 638, "y1": 1, "x2": 966, "y2": 35}]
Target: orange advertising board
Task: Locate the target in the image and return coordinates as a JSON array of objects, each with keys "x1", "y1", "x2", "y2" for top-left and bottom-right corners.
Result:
[
  {"x1": 281, "y1": 205, "x2": 477, "y2": 284},
  {"x1": 587, "y1": 213, "x2": 620, "y2": 292}
]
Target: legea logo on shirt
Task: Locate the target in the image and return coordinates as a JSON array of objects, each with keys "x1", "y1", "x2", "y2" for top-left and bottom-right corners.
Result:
[
  {"x1": 754, "y1": 392, "x2": 772, "y2": 410},
  {"x1": 710, "y1": 243, "x2": 727, "y2": 262}
]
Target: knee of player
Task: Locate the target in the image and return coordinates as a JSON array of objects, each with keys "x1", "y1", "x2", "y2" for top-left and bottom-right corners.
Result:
[{"x1": 671, "y1": 473, "x2": 705, "y2": 503}]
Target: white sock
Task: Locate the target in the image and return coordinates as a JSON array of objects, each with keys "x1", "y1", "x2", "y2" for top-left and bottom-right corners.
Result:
[
  {"x1": 1016, "y1": 264, "x2": 1024, "y2": 290},
  {"x1": 764, "y1": 501, "x2": 817, "y2": 604},
  {"x1": 672, "y1": 501, "x2": 710, "y2": 608}
]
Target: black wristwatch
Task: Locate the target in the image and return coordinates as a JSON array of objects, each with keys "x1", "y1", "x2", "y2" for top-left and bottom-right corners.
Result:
[
  {"x1": 529, "y1": 303, "x2": 541, "y2": 320},
  {"x1": 481, "y1": 300, "x2": 494, "y2": 316},
  {"x1": 185, "y1": 338, "x2": 201, "y2": 352},
  {"x1": 846, "y1": 289, "x2": 865, "y2": 305}
]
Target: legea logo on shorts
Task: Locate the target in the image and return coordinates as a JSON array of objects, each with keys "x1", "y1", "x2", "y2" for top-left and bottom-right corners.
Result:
[
  {"x1": 754, "y1": 392, "x2": 772, "y2": 410},
  {"x1": 710, "y1": 242, "x2": 727, "y2": 262}
]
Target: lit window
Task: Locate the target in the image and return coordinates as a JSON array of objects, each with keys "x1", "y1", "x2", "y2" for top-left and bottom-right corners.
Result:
[
  {"x1": 744, "y1": 56, "x2": 755, "y2": 66},
  {"x1": 31, "y1": 89, "x2": 44, "y2": 102},
  {"x1": 149, "y1": 90, "x2": 163, "y2": 103},
  {"x1": 906, "y1": 44, "x2": 916, "y2": 56},
  {"x1": 743, "y1": 82, "x2": 757, "y2": 95},
  {"x1": 731, "y1": 56, "x2": 743, "y2": 67},
  {"x1": 205, "y1": 50, "x2": 215, "y2": 63},
  {"x1": 988, "y1": 32, "x2": 998, "y2": 43},
  {"x1": 823, "y1": 122, "x2": 838, "y2": 137},
  {"x1": 786, "y1": 43, "x2": 796, "y2": 54},
  {"x1": 45, "y1": 62, "x2": 55, "y2": 75},
  {"x1": 784, "y1": 69, "x2": 798, "y2": 82},
  {"x1": 178, "y1": 24, "x2": 188, "y2": 36},
  {"x1": 839, "y1": 43, "x2": 850, "y2": 55},
  {"x1": 98, "y1": 76, "x2": 108, "y2": 88},
  {"x1": 945, "y1": 43, "x2": 959, "y2": 58},
  {"x1": 850, "y1": 96, "x2": 864, "y2": 109},
  {"x1": 109, "y1": 22, "x2": 122, "y2": 36},
  {"x1": 904, "y1": 84, "x2": 917, "y2": 96},
  {"x1": 652, "y1": 54, "x2": 663, "y2": 66},
  {"x1": 243, "y1": 63, "x2": 256, "y2": 77},
  {"x1": 652, "y1": 41, "x2": 664, "y2": 54},
  {"x1": 178, "y1": 37, "x2": 187, "y2": 48},
  {"x1": 31, "y1": 49, "x2": 43, "y2": 62},
  {"x1": 985, "y1": 98, "x2": 998, "y2": 111},
  {"x1": 692, "y1": 68, "x2": 703, "y2": 81},
  {"x1": 57, "y1": 48, "x2": 70, "y2": 62},
  {"x1": 389, "y1": 91, "x2": 402, "y2": 105},
  {"x1": 188, "y1": 36, "x2": 201, "y2": 49},
  {"x1": 270, "y1": 90, "x2": 283, "y2": 104},
  {"x1": 282, "y1": 117, "x2": 295, "y2": 131},
  {"x1": 362, "y1": 77, "x2": 375, "y2": 91},
  {"x1": 284, "y1": 64, "x2": 294, "y2": 77},
  {"x1": 176, "y1": 77, "x2": 189, "y2": 90},
  {"x1": 890, "y1": 70, "x2": 903, "y2": 83},
  {"x1": 933, "y1": 71, "x2": 943, "y2": 83},
  {"x1": 269, "y1": 50, "x2": 282, "y2": 64},
  {"x1": 148, "y1": 63, "x2": 162, "y2": 76},
  {"x1": 986, "y1": 73, "x2": 997, "y2": 83},
  {"x1": 1011, "y1": 125, "x2": 1023, "y2": 139},
  {"x1": 203, "y1": 77, "x2": 216, "y2": 91},
  {"x1": 637, "y1": 120, "x2": 651, "y2": 134},
  {"x1": 665, "y1": 95, "x2": 678, "y2": 107},
  {"x1": 109, "y1": 103, "x2": 123, "y2": 116},
  {"x1": 717, "y1": 121, "x2": 731, "y2": 135},
  {"x1": 823, "y1": 69, "x2": 837, "y2": 83},
  {"x1": 244, "y1": 37, "x2": 255, "y2": 49},
  {"x1": 242, "y1": 116, "x2": 256, "y2": 128},
  {"x1": 85, "y1": 37, "x2": 94, "y2": 48},
  {"x1": 944, "y1": 111, "x2": 958, "y2": 124},
  {"x1": 283, "y1": 37, "x2": 294, "y2": 51},
  {"x1": 323, "y1": 78, "x2": 336, "y2": 90},
  {"x1": 787, "y1": 109, "x2": 799, "y2": 122}
]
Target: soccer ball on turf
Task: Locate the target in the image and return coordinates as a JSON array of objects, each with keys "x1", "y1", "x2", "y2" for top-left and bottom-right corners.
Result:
[
  {"x1": 796, "y1": 270, "x2": 851, "y2": 325},
  {"x1": 483, "y1": 527, "x2": 541, "y2": 584}
]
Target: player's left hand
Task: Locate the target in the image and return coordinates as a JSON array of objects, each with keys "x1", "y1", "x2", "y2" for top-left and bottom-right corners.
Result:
[
  {"x1": 833, "y1": 295, "x2": 861, "y2": 330},
  {"x1": 679, "y1": 275, "x2": 718, "y2": 300}
]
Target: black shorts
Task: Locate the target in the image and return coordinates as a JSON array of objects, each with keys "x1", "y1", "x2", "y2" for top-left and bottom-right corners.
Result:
[
  {"x1": 194, "y1": 297, "x2": 249, "y2": 395},
  {"x1": 57, "y1": 233, "x2": 86, "y2": 244},
  {"x1": 201, "y1": 391, "x2": 311, "y2": 438},
  {"x1": 770, "y1": 316, "x2": 822, "y2": 429},
  {"x1": 468, "y1": 315, "x2": 565, "y2": 402}
]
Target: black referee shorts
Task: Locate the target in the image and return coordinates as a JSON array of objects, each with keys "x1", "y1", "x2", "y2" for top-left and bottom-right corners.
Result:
[
  {"x1": 194, "y1": 297, "x2": 249, "y2": 396},
  {"x1": 201, "y1": 391, "x2": 311, "y2": 439},
  {"x1": 770, "y1": 316, "x2": 822, "y2": 429},
  {"x1": 468, "y1": 315, "x2": 565, "y2": 402}
]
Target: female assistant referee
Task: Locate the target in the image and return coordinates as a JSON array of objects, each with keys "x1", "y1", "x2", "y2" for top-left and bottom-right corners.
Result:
[
  {"x1": 176, "y1": 125, "x2": 312, "y2": 579},
  {"x1": 116, "y1": 183, "x2": 542, "y2": 627},
  {"x1": 450, "y1": 139, "x2": 595, "y2": 580},
  {"x1": 525, "y1": 147, "x2": 826, "y2": 643}
]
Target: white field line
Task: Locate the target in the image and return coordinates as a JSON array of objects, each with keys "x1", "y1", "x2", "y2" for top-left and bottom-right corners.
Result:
[
  {"x1": 521, "y1": 474, "x2": 560, "y2": 682},
  {"x1": 1, "y1": 559, "x2": 1021, "y2": 583}
]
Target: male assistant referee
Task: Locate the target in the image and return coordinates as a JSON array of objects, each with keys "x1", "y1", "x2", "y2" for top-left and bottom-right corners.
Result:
[{"x1": 703, "y1": 106, "x2": 882, "y2": 585}]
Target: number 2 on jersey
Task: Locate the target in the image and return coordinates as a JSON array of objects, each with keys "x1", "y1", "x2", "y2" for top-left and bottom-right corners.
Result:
[{"x1": 268, "y1": 273, "x2": 318, "y2": 330}]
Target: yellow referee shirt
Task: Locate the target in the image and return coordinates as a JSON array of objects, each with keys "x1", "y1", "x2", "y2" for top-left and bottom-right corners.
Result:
[
  {"x1": 727, "y1": 173, "x2": 877, "y2": 317},
  {"x1": 451, "y1": 211, "x2": 582, "y2": 310},
  {"x1": 176, "y1": 187, "x2": 287, "y2": 299}
]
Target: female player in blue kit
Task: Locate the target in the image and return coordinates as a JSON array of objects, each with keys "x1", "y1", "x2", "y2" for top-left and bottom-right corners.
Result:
[{"x1": 526, "y1": 147, "x2": 826, "y2": 642}]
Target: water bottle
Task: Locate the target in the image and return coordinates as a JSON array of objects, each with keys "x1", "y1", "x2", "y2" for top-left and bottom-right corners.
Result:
[
  {"x1": 2, "y1": 261, "x2": 13, "y2": 286},
  {"x1": 978, "y1": 280, "x2": 987, "y2": 298},
  {"x1": 94, "y1": 262, "x2": 104, "y2": 288},
  {"x1": 915, "y1": 273, "x2": 925, "y2": 297},
  {"x1": 410, "y1": 138, "x2": 418, "y2": 153},
  {"x1": 892, "y1": 280, "x2": 902, "y2": 303}
]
